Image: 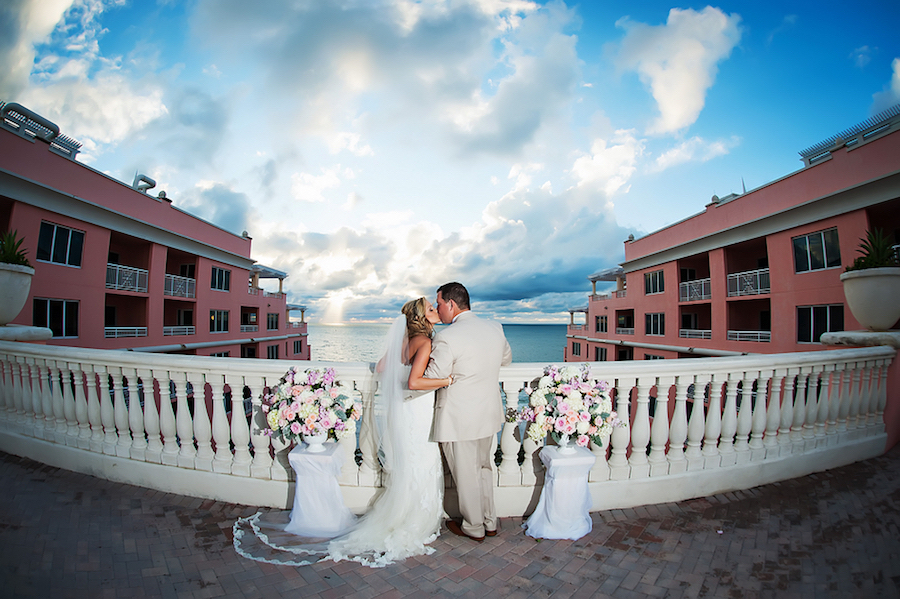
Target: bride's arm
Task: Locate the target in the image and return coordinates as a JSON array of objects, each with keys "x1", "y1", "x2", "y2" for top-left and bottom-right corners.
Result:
[{"x1": 408, "y1": 336, "x2": 452, "y2": 391}]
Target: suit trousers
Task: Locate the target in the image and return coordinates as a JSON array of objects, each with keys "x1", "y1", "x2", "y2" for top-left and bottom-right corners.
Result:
[{"x1": 441, "y1": 436, "x2": 496, "y2": 538}]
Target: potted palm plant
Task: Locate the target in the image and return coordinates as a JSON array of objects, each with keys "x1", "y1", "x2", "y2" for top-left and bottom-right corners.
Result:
[
  {"x1": 0, "y1": 230, "x2": 35, "y2": 326},
  {"x1": 839, "y1": 228, "x2": 900, "y2": 331}
]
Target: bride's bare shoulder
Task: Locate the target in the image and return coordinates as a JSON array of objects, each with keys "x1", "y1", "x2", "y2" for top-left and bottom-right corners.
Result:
[{"x1": 407, "y1": 334, "x2": 432, "y2": 356}]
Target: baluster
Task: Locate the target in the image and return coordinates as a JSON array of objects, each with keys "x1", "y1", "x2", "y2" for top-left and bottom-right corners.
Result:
[
  {"x1": 648, "y1": 377, "x2": 672, "y2": 477},
  {"x1": 84, "y1": 365, "x2": 103, "y2": 453},
  {"x1": 189, "y1": 373, "x2": 213, "y2": 471},
  {"x1": 174, "y1": 374, "x2": 197, "y2": 468},
  {"x1": 685, "y1": 375, "x2": 708, "y2": 471},
  {"x1": 875, "y1": 359, "x2": 889, "y2": 433},
  {"x1": 629, "y1": 378, "x2": 652, "y2": 477},
  {"x1": 60, "y1": 363, "x2": 79, "y2": 445},
  {"x1": 719, "y1": 376, "x2": 739, "y2": 466},
  {"x1": 126, "y1": 368, "x2": 147, "y2": 460},
  {"x1": 209, "y1": 375, "x2": 233, "y2": 473},
  {"x1": 39, "y1": 361, "x2": 55, "y2": 439},
  {"x1": 790, "y1": 368, "x2": 808, "y2": 447},
  {"x1": 98, "y1": 368, "x2": 117, "y2": 455},
  {"x1": 802, "y1": 369, "x2": 820, "y2": 450},
  {"x1": 846, "y1": 365, "x2": 862, "y2": 434},
  {"x1": 667, "y1": 375, "x2": 690, "y2": 474},
  {"x1": 157, "y1": 376, "x2": 178, "y2": 466},
  {"x1": 521, "y1": 435, "x2": 542, "y2": 486},
  {"x1": 608, "y1": 380, "x2": 631, "y2": 480},
  {"x1": 588, "y1": 433, "x2": 611, "y2": 482},
  {"x1": 702, "y1": 376, "x2": 723, "y2": 469},
  {"x1": 763, "y1": 370, "x2": 784, "y2": 457},
  {"x1": 27, "y1": 359, "x2": 43, "y2": 438},
  {"x1": 499, "y1": 389, "x2": 523, "y2": 485},
  {"x1": 735, "y1": 372, "x2": 755, "y2": 462},
  {"x1": 836, "y1": 364, "x2": 851, "y2": 434},
  {"x1": 825, "y1": 365, "x2": 842, "y2": 443},
  {"x1": 139, "y1": 368, "x2": 162, "y2": 464},
  {"x1": 815, "y1": 368, "x2": 832, "y2": 443},
  {"x1": 357, "y1": 373, "x2": 379, "y2": 486},
  {"x1": 858, "y1": 362, "x2": 875, "y2": 431},
  {"x1": 71, "y1": 364, "x2": 91, "y2": 449},
  {"x1": 247, "y1": 376, "x2": 273, "y2": 479},
  {"x1": 0, "y1": 357, "x2": 8, "y2": 420},
  {"x1": 778, "y1": 370, "x2": 796, "y2": 455},
  {"x1": 49, "y1": 361, "x2": 67, "y2": 444},
  {"x1": 12, "y1": 358, "x2": 25, "y2": 428},
  {"x1": 111, "y1": 368, "x2": 132, "y2": 457},
  {"x1": 231, "y1": 380, "x2": 253, "y2": 477}
]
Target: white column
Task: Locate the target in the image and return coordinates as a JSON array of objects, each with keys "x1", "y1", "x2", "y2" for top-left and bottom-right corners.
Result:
[
  {"x1": 230, "y1": 379, "x2": 253, "y2": 477},
  {"x1": 139, "y1": 368, "x2": 162, "y2": 464}
]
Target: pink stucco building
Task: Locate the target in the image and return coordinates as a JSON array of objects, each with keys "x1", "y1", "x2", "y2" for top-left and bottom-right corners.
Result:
[
  {"x1": 567, "y1": 106, "x2": 900, "y2": 363},
  {"x1": 0, "y1": 102, "x2": 309, "y2": 360}
]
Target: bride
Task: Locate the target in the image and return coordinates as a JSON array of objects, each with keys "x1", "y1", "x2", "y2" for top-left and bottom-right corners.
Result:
[{"x1": 233, "y1": 297, "x2": 451, "y2": 568}]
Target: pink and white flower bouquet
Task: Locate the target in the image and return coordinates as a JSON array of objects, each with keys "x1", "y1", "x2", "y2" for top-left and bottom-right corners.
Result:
[
  {"x1": 519, "y1": 364, "x2": 623, "y2": 448},
  {"x1": 262, "y1": 367, "x2": 363, "y2": 443}
]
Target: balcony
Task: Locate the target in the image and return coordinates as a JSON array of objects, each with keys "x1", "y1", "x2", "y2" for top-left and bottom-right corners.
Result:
[
  {"x1": 163, "y1": 326, "x2": 195, "y2": 336},
  {"x1": 680, "y1": 329, "x2": 712, "y2": 339},
  {"x1": 104, "y1": 327, "x2": 148, "y2": 338},
  {"x1": 727, "y1": 330, "x2": 771, "y2": 342},
  {"x1": 615, "y1": 290, "x2": 627, "y2": 298},
  {"x1": 0, "y1": 337, "x2": 893, "y2": 518},
  {"x1": 727, "y1": 268, "x2": 770, "y2": 297},
  {"x1": 106, "y1": 263, "x2": 148, "y2": 293},
  {"x1": 164, "y1": 274, "x2": 196, "y2": 298},
  {"x1": 241, "y1": 325, "x2": 259, "y2": 333},
  {"x1": 679, "y1": 278, "x2": 711, "y2": 302},
  {"x1": 615, "y1": 327, "x2": 634, "y2": 335}
]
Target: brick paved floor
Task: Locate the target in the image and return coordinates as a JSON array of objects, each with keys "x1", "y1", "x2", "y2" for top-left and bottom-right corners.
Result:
[{"x1": 2, "y1": 446, "x2": 900, "y2": 598}]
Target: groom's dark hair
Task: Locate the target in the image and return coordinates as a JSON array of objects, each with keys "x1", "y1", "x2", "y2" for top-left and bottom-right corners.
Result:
[{"x1": 437, "y1": 282, "x2": 470, "y2": 310}]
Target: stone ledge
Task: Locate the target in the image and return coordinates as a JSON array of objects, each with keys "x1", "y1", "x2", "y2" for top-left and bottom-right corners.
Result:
[
  {"x1": 821, "y1": 330, "x2": 900, "y2": 349},
  {"x1": 0, "y1": 325, "x2": 53, "y2": 343}
]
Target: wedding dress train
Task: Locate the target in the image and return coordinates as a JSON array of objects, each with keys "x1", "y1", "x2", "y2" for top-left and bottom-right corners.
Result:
[{"x1": 233, "y1": 317, "x2": 444, "y2": 568}]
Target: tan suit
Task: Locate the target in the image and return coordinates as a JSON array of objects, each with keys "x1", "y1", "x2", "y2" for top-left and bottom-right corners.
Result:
[{"x1": 426, "y1": 311, "x2": 512, "y2": 537}]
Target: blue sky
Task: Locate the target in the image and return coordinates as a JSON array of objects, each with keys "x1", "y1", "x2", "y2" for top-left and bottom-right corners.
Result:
[{"x1": 2, "y1": 0, "x2": 898, "y2": 323}]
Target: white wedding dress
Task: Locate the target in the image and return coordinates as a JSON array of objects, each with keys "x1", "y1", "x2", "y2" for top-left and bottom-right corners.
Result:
[{"x1": 233, "y1": 316, "x2": 444, "y2": 568}]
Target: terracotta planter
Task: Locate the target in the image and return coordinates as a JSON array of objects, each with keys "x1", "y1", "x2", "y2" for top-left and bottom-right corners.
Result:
[
  {"x1": 839, "y1": 267, "x2": 900, "y2": 331},
  {"x1": 0, "y1": 262, "x2": 34, "y2": 326}
]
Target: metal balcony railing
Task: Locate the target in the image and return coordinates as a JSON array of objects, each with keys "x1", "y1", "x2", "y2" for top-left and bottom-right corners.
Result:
[
  {"x1": 679, "y1": 278, "x2": 711, "y2": 302},
  {"x1": 106, "y1": 264, "x2": 148, "y2": 293},
  {"x1": 164, "y1": 274, "x2": 196, "y2": 298},
  {"x1": 727, "y1": 330, "x2": 771, "y2": 342},
  {"x1": 163, "y1": 326, "x2": 195, "y2": 336},
  {"x1": 679, "y1": 329, "x2": 712, "y2": 339},
  {"x1": 616, "y1": 327, "x2": 635, "y2": 335},
  {"x1": 727, "y1": 268, "x2": 770, "y2": 297},
  {"x1": 104, "y1": 327, "x2": 148, "y2": 338},
  {"x1": 241, "y1": 325, "x2": 259, "y2": 333}
]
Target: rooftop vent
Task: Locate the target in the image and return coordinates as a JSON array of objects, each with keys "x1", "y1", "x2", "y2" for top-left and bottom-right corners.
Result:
[
  {"x1": 799, "y1": 103, "x2": 900, "y2": 167},
  {"x1": 0, "y1": 101, "x2": 82, "y2": 159},
  {"x1": 133, "y1": 173, "x2": 156, "y2": 193}
]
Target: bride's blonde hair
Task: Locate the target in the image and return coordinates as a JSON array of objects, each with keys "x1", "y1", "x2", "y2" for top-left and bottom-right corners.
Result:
[{"x1": 401, "y1": 297, "x2": 433, "y2": 339}]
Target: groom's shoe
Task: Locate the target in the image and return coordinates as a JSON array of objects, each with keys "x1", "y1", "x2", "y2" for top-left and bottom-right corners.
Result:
[
  {"x1": 446, "y1": 520, "x2": 484, "y2": 542},
  {"x1": 485, "y1": 520, "x2": 500, "y2": 537}
]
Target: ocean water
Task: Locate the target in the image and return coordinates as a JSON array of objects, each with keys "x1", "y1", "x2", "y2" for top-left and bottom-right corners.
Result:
[{"x1": 307, "y1": 322, "x2": 567, "y2": 364}]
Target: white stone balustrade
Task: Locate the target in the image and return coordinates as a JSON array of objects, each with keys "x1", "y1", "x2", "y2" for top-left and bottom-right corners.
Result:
[{"x1": 0, "y1": 339, "x2": 895, "y2": 516}]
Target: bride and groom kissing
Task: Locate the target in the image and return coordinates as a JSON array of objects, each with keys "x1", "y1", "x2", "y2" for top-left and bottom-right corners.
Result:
[{"x1": 235, "y1": 281, "x2": 512, "y2": 568}]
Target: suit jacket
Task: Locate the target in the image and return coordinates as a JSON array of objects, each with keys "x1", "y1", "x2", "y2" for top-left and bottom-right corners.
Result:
[{"x1": 425, "y1": 311, "x2": 512, "y2": 442}]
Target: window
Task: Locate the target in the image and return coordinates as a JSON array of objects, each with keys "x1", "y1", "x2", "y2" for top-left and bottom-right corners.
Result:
[
  {"x1": 644, "y1": 270, "x2": 665, "y2": 295},
  {"x1": 571, "y1": 342, "x2": 582, "y2": 356},
  {"x1": 211, "y1": 351, "x2": 230, "y2": 357},
  {"x1": 33, "y1": 298, "x2": 78, "y2": 338},
  {"x1": 177, "y1": 309, "x2": 193, "y2": 326},
  {"x1": 681, "y1": 313, "x2": 699, "y2": 330},
  {"x1": 293, "y1": 339, "x2": 304, "y2": 354},
  {"x1": 211, "y1": 267, "x2": 231, "y2": 291},
  {"x1": 798, "y1": 305, "x2": 844, "y2": 343},
  {"x1": 267, "y1": 313, "x2": 279, "y2": 330},
  {"x1": 793, "y1": 228, "x2": 841, "y2": 273},
  {"x1": 595, "y1": 315, "x2": 608, "y2": 333},
  {"x1": 210, "y1": 310, "x2": 229, "y2": 333},
  {"x1": 595, "y1": 347, "x2": 607, "y2": 361},
  {"x1": 680, "y1": 268, "x2": 696, "y2": 282},
  {"x1": 36, "y1": 222, "x2": 84, "y2": 267},
  {"x1": 646, "y1": 312, "x2": 665, "y2": 336},
  {"x1": 644, "y1": 354, "x2": 664, "y2": 360},
  {"x1": 180, "y1": 264, "x2": 196, "y2": 279},
  {"x1": 267, "y1": 345, "x2": 279, "y2": 359}
]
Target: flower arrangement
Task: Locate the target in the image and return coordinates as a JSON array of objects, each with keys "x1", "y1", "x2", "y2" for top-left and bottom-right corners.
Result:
[
  {"x1": 262, "y1": 367, "x2": 363, "y2": 443},
  {"x1": 518, "y1": 364, "x2": 623, "y2": 448}
]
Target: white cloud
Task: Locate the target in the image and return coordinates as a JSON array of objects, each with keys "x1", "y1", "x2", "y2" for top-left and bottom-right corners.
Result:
[
  {"x1": 614, "y1": 7, "x2": 742, "y2": 135},
  {"x1": 0, "y1": 0, "x2": 74, "y2": 98},
  {"x1": 571, "y1": 130, "x2": 643, "y2": 197},
  {"x1": 872, "y1": 57, "x2": 900, "y2": 113},
  {"x1": 290, "y1": 166, "x2": 345, "y2": 203},
  {"x1": 649, "y1": 135, "x2": 740, "y2": 173},
  {"x1": 850, "y1": 46, "x2": 874, "y2": 68}
]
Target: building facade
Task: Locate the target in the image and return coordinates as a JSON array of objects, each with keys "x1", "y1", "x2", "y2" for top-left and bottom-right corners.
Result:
[
  {"x1": 0, "y1": 101, "x2": 309, "y2": 360},
  {"x1": 567, "y1": 106, "x2": 900, "y2": 362}
]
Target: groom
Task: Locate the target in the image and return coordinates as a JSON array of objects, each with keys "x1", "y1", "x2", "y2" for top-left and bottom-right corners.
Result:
[{"x1": 426, "y1": 282, "x2": 512, "y2": 541}]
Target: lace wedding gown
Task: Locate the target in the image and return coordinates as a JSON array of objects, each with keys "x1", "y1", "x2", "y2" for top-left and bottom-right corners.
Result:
[{"x1": 233, "y1": 317, "x2": 444, "y2": 568}]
